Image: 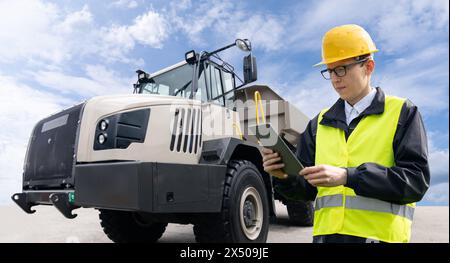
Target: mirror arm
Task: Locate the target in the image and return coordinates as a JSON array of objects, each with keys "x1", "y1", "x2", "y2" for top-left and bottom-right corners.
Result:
[{"x1": 206, "y1": 43, "x2": 236, "y2": 58}]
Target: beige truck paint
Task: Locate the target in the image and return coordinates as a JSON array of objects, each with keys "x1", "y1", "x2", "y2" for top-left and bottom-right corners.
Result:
[
  {"x1": 76, "y1": 94, "x2": 241, "y2": 163},
  {"x1": 202, "y1": 103, "x2": 242, "y2": 141}
]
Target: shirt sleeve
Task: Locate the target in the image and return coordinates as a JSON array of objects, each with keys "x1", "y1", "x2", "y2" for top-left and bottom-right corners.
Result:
[{"x1": 345, "y1": 100, "x2": 430, "y2": 205}]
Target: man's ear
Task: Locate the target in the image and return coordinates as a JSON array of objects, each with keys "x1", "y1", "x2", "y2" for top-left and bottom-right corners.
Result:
[{"x1": 366, "y1": 59, "x2": 375, "y2": 75}]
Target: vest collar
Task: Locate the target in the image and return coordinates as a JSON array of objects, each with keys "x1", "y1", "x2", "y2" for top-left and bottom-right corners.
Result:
[{"x1": 320, "y1": 87, "x2": 385, "y2": 128}]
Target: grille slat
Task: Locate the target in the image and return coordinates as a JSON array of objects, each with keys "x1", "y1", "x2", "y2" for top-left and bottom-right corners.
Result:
[
  {"x1": 176, "y1": 108, "x2": 185, "y2": 152},
  {"x1": 169, "y1": 109, "x2": 179, "y2": 151},
  {"x1": 189, "y1": 109, "x2": 197, "y2": 153},
  {"x1": 183, "y1": 109, "x2": 192, "y2": 153}
]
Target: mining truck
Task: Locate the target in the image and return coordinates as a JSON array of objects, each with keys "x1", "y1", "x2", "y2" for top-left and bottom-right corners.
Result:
[{"x1": 12, "y1": 39, "x2": 313, "y2": 243}]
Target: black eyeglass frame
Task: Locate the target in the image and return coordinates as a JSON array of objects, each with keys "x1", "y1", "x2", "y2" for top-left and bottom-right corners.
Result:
[{"x1": 320, "y1": 57, "x2": 370, "y2": 80}]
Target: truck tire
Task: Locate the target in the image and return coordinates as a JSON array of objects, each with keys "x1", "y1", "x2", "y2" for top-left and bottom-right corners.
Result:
[
  {"x1": 285, "y1": 200, "x2": 314, "y2": 226},
  {"x1": 194, "y1": 160, "x2": 269, "y2": 243},
  {"x1": 99, "y1": 209, "x2": 167, "y2": 243}
]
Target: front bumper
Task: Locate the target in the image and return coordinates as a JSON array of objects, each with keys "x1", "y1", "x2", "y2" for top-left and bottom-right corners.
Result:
[{"x1": 13, "y1": 161, "x2": 227, "y2": 218}]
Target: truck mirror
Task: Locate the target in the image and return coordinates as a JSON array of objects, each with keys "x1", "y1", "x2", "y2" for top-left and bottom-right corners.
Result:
[
  {"x1": 243, "y1": 54, "x2": 257, "y2": 83},
  {"x1": 236, "y1": 39, "x2": 251, "y2": 52}
]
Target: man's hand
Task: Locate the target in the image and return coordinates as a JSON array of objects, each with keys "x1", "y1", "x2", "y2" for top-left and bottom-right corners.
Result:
[
  {"x1": 299, "y1": 164, "x2": 347, "y2": 187},
  {"x1": 261, "y1": 147, "x2": 288, "y2": 179}
]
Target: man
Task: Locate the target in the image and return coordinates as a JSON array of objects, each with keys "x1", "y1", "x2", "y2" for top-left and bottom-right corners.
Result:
[{"x1": 262, "y1": 24, "x2": 430, "y2": 243}]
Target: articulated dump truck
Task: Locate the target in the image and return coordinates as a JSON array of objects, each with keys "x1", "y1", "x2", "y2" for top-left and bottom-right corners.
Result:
[{"x1": 12, "y1": 39, "x2": 312, "y2": 243}]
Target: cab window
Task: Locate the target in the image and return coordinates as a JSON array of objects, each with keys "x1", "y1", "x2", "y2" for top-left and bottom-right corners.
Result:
[
  {"x1": 222, "y1": 71, "x2": 235, "y2": 108},
  {"x1": 206, "y1": 64, "x2": 225, "y2": 106},
  {"x1": 195, "y1": 63, "x2": 208, "y2": 102}
]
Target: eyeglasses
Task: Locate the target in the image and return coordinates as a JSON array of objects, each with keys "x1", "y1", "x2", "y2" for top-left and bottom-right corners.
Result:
[{"x1": 320, "y1": 57, "x2": 369, "y2": 80}]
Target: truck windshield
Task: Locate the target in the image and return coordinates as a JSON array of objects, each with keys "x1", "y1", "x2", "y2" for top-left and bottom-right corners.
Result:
[{"x1": 141, "y1": 63, "x2": 193, "y2": 98}]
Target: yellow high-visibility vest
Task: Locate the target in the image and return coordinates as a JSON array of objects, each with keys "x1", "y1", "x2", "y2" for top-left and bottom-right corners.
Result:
[{"x1": 314, "y1": 95, "x2": 415, "y2": 243}]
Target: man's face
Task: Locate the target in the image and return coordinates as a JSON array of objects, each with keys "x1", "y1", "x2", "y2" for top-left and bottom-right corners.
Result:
[{"x1": 326, "y1": 57, "x2": 374, "y2": 104}]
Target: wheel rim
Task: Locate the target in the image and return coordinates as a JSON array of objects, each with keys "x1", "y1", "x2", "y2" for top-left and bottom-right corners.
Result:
[{"x1": 239, "y1": 186, "x2": 263, "y2": 240}]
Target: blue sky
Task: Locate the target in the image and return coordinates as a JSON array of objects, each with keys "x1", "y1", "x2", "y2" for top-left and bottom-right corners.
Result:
[{"x1": 0, "y1": 0, "x2": 448, "y2": 205}]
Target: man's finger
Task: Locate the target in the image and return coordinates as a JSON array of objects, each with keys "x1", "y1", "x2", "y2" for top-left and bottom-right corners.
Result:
[
  {"x1": 261, "y1": 147, "x2": 274, "y2": 154},
  {"x1": 299, "y1": 166, "x2": 313, "y2": 176},
  {"x1": 299, "y1": 165, "x2": 323, "y2": 176},
  {"x1": 264, "y1": 163, "x2": 285, "y2": 172},
  {"x1": 262, "y1": 152, "x2": 278, "y2": 162},
  {"x1": 263, "y1": 157, "x2": 282, "y2": 167},
  {"x1": 303, "y1": 171, "x2": 325, "y2": 180}
]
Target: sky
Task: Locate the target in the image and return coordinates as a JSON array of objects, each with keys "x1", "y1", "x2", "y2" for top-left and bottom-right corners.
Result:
[{"x1": 0, "y1": 0, "x2": 448, "y2": 206}]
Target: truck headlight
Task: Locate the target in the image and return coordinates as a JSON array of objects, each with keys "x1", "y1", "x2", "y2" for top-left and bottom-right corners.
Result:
[
  {"x1": 99, "y1": 119, "x2": 109, "y2": 131},
  {"x1": 98, "y1": 133, "x2": 107, "y2": 144},
  {"x1": 94, "y1": 108, "x2": 150, "y2": 151}
]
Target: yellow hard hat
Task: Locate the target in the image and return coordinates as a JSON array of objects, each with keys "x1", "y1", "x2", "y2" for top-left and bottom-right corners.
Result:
[{"x1": 314, "y1": 24, "x2": 378, "y2": 67}]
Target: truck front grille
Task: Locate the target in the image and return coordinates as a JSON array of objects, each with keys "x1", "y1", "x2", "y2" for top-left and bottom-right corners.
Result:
[
  {"x1": 23, "y1": 103, "x2": 84, "y2": 187},
  {"x1": 170, "y1": 107, "x2": 201, "y2": 154}
]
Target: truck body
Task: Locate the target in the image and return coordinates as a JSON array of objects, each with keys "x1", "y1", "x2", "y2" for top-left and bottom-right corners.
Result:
[{"x1": 12, "y1": 40, "x2": 312, "y2": 243}]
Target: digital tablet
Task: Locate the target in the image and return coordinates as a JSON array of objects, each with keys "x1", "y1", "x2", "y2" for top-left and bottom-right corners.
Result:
[{"x1": 249, "y1": 124, "x2": 304, "y2": 176}]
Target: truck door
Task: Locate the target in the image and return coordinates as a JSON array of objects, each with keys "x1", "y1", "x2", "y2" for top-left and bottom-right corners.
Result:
[{"x1": 201, "y1": 63, "x2": 240, "y2": 141}]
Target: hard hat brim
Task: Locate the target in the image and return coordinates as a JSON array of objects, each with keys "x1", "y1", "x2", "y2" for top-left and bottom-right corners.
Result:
[{"x1": 313, "y1": 49, "x2": 378, "y2": 67}]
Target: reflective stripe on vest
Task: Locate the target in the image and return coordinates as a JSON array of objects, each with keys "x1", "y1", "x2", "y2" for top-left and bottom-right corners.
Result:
[
  {"x1": 313, "y1": 95, "x2": 414, "y2": 243},
  {"x1": 315, "y1": 194, "x2": 343, "y2": 209},
  {"x1": 315, "y1": 195, "x2": 415, "y2": 221}
]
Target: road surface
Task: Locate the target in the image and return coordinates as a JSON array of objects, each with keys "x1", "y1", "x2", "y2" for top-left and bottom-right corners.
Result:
[{"x1": 1, "y1": 201, "x2": 448, "y2": 243}]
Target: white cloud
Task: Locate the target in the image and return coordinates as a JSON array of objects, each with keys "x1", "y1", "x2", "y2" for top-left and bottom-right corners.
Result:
[
  {"x1": 0, "y1": 0, "x2": 66, "y2": 64},
  {"x1": 166, "y1": 0, "x2": 288, "y2": 51},
  {"x1": 100, "y1": 24, "x2": 136, "y2": 62},
  {"x1": 0, "y1": 1, "x2": 104, "y2": 65},
  {"x1": 169, "y1": 0, "x2": 233, "y2": 45},
  {"x1": 0, "y1": 75, "x2": 73, "y2": 203},
  {"x1": 279, "y1": 71, "x2": 339, "y2": 118},
  {"x1": 286, "y1": 0, "x2": 379, "y2": 53},
  {"x1": 56, "y1": 5, "x2": 93, "y2": 34},
  {"x1": 374, "y1": 0, "x2": 449, "y2": 55},
  {"x1": 411, "y1": 0, "x2": 449, "y2": 29},
  {"x1": 0, "y1": 75, "x2": 73, "y2": 135},
  {"x1": 128, "y1": 11, "x2": 169, "y2": 48},
  {"x1": 226, "y1": 14, "x2": 287, "y2": 52},
  {"x1": 423, "y1": 183, "x2": 449, "y2": 204},
  {"x1": 286, "y1": 0, "x2": 449, "y2": 54},
  {"x1": 84, "y1": 64, "x2": 136, "y2": 94},
  {"x1": 374, "y1": 46, "x2": 449, "y2": 115},
  {"x1": 31, "y1": 66, "x2": 133, "y2": 98},
  {"x1": 111, "y1": 0, "x2": 139, "y2": 9},
  {"x1": 429, "y1": 148, "x2": 449, "y2": 185},
  {"x1": 0, "y1": 0, "x2": 169, "y2": 66},
  {"x1": 427, "y1": 131, "x2": 449, "y2": 185},
  {"x1": 100, "y1": 10, "x2": 170, "y2": 62},
  {"x1": 170, "y1": 0, "x2": 192, "y2": 11},
  {"x1": 428, "y1": 131, "x2": 449, "y2": 151}
]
